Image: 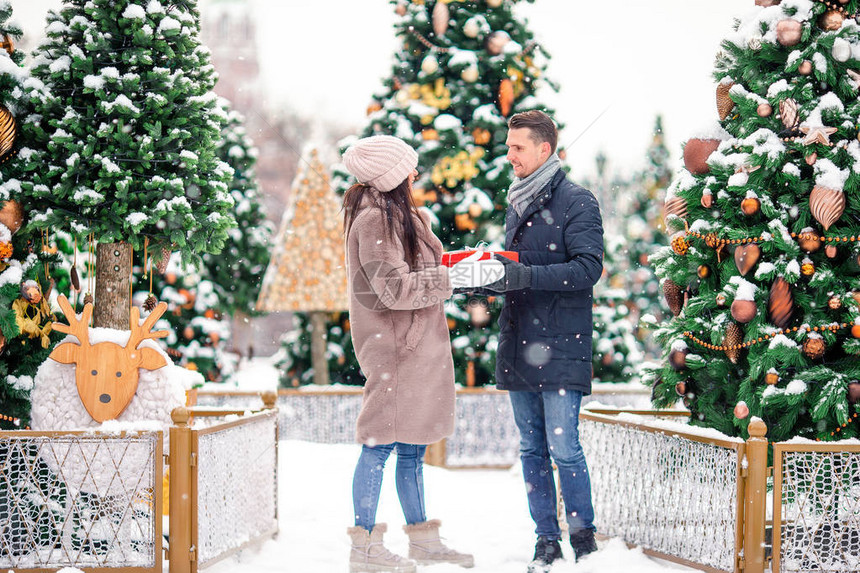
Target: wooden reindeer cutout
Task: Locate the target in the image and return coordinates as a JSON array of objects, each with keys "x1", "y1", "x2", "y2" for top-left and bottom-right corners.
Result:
[{"x1": 50, "y1": 294, "x2": 170, "y2": 423}]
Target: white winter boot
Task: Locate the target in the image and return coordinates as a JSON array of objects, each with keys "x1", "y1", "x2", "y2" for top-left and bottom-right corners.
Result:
[
  {"x1": 347, "y1": 523, "x2": 417, "y2": 573},
  {"x1": 403, "y1": 519, "x2": 475, "y2": 568}
]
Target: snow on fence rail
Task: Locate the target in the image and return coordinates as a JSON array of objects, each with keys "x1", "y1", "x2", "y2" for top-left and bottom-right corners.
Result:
[
  {"x1": 168, "y1": 402, "x2": 279, "y2": 573},
  {"x1": 772, "y1": 442, "x2": 860, "y2": 573},
  {"x1": 0, "y1": 430, "x2": 163, "y2": 572},
  {"x1": 579, "y1": 410, "x2": 751, "y2": 573}
]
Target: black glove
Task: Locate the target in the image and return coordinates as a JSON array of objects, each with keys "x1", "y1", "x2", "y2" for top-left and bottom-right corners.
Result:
[{"x1": 484, "y1": 255, "x2": 531, "y2": 292}]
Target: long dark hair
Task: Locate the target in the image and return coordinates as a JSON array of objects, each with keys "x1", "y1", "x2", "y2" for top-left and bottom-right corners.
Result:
[{"x1": 343, "y1": 178, "x2": 428, "y2": 268}]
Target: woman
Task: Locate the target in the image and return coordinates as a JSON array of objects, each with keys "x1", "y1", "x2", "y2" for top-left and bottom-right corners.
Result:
[{"x1": 342, "y1": 135, "x2": 500, "y2": 572}]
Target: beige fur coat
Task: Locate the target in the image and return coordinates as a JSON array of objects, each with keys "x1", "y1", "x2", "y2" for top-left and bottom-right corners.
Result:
[{"x1": 346, "y1": 193, "x2": 455, "y2": 445}]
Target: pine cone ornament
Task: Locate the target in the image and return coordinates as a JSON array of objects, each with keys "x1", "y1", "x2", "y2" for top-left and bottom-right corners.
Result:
[
  {"x1": 768, "y1": 277, "x2": 794, "y2": 329},
  {"x1": 663, "y1": 279, "x2": 684, "y2": 316},
  {"x1": 779, "y1": 98, "x2": 799, "y2": 131},
  {"x1": 156, "y1": 246, "x2": 171, "y2": 274},
  {"x1": 724, "y1": 322, "x2": 744, "y2": 364},
  {"x1": 716, "y1": 81, "x2": 735, "y2": 120},
  {"x1": 143, "y1": 294, "x2": 158, "y2": 312},
  {"x1": 0, "y1": 105, "x2": 17, "y2": 161},
  {"x1": 809, "y1": 185, "x2": 845, "y2": 230},
  {"x1": 70, "y1": 267, "x2": 81, "y2": 291}
]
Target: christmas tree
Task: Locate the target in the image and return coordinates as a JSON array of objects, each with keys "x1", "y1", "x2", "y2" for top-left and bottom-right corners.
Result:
[
  {"x1": 648, "y1": 0, "x2": 860, "y2": 441},
  {"x1": 259, "y1": 149, "x2": 351, "y2": 386},
  {"x1": 0, "y1": 2, "x2": 62, "y2": 429},
  {"x1": 20, "y1": 0, "x2": 234, "y2": 329},
  {"x1": 133, "y1": 98, "x2": 270, "y2": 383},
  {"x1": 323, "y1": 0, "x2": 557, "y2": 387}
]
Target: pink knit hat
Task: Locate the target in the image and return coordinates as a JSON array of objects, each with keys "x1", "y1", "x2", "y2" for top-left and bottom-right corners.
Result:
[{"x1": 342, "y1": 135, "x2": 419, "y2": 192}]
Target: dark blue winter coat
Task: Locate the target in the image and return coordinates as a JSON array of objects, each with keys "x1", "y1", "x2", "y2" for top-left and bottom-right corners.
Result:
[{"x1": 495, "y1": 169, "x2": 604, "y2": 393}]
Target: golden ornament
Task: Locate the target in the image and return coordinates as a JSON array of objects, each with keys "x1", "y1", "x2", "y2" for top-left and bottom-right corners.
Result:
[
  {"x1": 432, "y1": 1, "x2": 450, "y2": 36},
  {"x1": 366, "y1": 101, "x2": 382, "y2": 115},
  {"x1": 701, "y1": 193, "x2": 713, "y2": 208},
  {"x1": 394, "y1": 2, "x2": 407, "y2": 16},
  {"x1": 801, "y1": 262, "x2": 815, "y2": 276},
  {"x1": 734, "y1": 243, "x2": 761, "y2": 276},
  {"x1": 662, "y1": 195, "x2": 688, "y2": 222},
  {"x1": 455, "y1": 213, "x2": 476, "y2": 231},
  {"x1": 825, "y1": 244, "x2": 838, "y2": 258},
  {"x1": 849, "y1": 382, "x2": 860, "y2": 404},
  {"x1": 809, "y1": 185, "x2": 845, "y2": 230},
  {"x1": 768, "y1": 277, "x2": 793, "y2": 329},
  {"x1": 498, "y1": 78, "x2": 514, "y2": 116},
  {"x1": 422, "y1": 128, "x2": 439, "y2": 141},
  {"x1": 819, "y1": 10, "x2": 844, "y2": 31},
  {"x1": 716, "y1": 81, "x2": 735, "y2": 121},
  {"x1": 724, "y1": 323, "x2": 744, "y2": 364},
  {"x1": 472, "y1": 127, "x2": 491, "y2": 145},
  {"x1": 675, "y1": 381, "x2": 688, "y2": 397},
  {"x1": 798, "y1": 233, "x2": 821, "y2": 253},
  {"x1": 486, "y1": 30, "x2": 511, "y2": 55},
  {"x1": 802, "y1": 337, "x2": 826, "y2": 359},
  {"x1": 670, "y1": 234, "x2": 689, "y2": 256},
  {"x1": 697, "y1": 265, "x2": 710, "y2": 279},
  {"x1": 0, "y1": 34, "x2": 14, "y2": 55},
  {"x1": 0, "y1": 104, "x2": 18, "y2": 161},
  {"x1": 776, "y1": 19, "x2": 803, "y2": 47},
  {"x1": 467, "y1": 203, "x2": 483, "y2": 218},
  {"x1": 461, "y1": 65, "x2": 479, "y2": 83},
  {"x1": 798, "y1": 60, "x2": 813, "y2": 75},
  {"x1": 757, "y1": 103, "x2": 773, "y2": 117},
  {"x1": 0, "y1": 199, "x2": 24, "y2": 234},
  {"x1": 683, "y1": 138, "x2": 720, "y2": 175},
  {"x1": 486, "y1": 0, "x2": 503, "y2": 6},
  {"x1": 668, "y1": 348, "x2": 688, "y2": 371},
  {"x1": 0, "y1": 241, "x2": 12, "y2": 260},
  {"x1": 663, "y1": 279, "x2": 684, "y2": 316},
  {"x1": 765, "y1": 372, "x2": 779, "y2": 385},
  {"x1": 731, "y1": 299, "x2": 757, "y2": 323},
  {"x1": 734, "y1": 402, "x2": 750, "y2": 420},
  {"x1": 852, "y1": 324, "x2": 860, "y2": 339},
  {"x1": 828, "y1": 295, "x2": 842, "y2": 310},
  {"x1": 740, "y1": 197, "x2": 761, "y2": 216}
]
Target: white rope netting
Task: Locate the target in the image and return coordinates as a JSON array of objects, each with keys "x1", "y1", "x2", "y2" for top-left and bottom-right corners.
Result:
[
  {"x1": 195, "y1": 414, "x2": 278, "y2": 566},
  {"x1": 777, "y1": 449, "x2": 860, "y2": 573},
  {"x1": 580, "y1": 418, "x2": 740, "y2": 571},
  {"x1": 0, "y1": 432, "x2": 160, "y2": 569}
]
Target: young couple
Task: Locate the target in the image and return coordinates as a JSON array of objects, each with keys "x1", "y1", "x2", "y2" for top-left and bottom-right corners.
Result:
[{"x1": 342, "y1": 110, "x2": 605, "y2": 573}]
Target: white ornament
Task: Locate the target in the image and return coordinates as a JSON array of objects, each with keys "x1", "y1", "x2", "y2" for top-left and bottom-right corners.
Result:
[
  {"x1": 461, "y1": 65, "x2": 479, "y2": 82},
  {"x1": 748, "y1": 36, "x2": 762, "y2": 51},
  {"x1": 463, "y1": 18, "x2": 480, "y2": 38},
  {"x1": 421, "y1": 54, "x2": 439, "y2": 74},
  {"x1": 833, "y1": 38, "x2": 851, "y2": 62}
]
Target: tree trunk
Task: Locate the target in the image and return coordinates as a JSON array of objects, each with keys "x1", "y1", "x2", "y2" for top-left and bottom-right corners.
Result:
[
  {"x1": 94, "y1": 241, "x2": 132, "y2": 329},
  {"x1": 309, "y1": 311, "x2": 330, "y2": 386}
]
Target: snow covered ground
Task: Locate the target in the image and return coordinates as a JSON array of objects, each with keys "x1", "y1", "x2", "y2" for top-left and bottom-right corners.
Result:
[{"x1": 202, "y1": 440, "x2": 697, "y2": 572}]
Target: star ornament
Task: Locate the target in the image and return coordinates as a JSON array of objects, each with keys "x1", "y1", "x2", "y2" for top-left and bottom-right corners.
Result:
[{"x1": 801, "y1": 125, "x2": 838, "y2": 146}]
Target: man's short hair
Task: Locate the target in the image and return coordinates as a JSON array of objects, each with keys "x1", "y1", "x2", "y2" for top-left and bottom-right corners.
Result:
[{"x1": 508, "y1": 110, "x2": 558, "y2": 154}]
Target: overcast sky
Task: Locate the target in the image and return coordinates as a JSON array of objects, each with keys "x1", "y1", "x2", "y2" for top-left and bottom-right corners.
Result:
[{"x1": 13, "y1": 0, "x2": 752, "y2": 179}]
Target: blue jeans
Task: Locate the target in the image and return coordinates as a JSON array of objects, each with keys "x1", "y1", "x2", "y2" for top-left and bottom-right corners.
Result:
[
  {"x1": 509, "y1": 389, "x2": 595, "y2": 539},
  {"x1": 352, "y1": 442, "x2": 427, "y2": 530}
]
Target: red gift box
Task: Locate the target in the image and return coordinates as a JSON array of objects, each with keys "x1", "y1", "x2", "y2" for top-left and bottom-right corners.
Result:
[{"x1": 441, "y1": 249, "x2": 519, "y2": 267}]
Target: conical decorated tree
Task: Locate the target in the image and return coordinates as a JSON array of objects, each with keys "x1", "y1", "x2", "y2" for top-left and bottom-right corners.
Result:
[
  {"x1": 648, "y1": 0, "x2": 860, "y2": 441},
  {"x1": 331, "y1": 0, "x2": 557, "y2": 386},
  {"x1": 0, "y1": 4, "x2": 63, "y2": 429},
  {"x1": 259, "y1": 148, "x2": 350, "y2": 386},
  {"x1": 20, "y1": 0, "x2": 234, "y2": 329}
]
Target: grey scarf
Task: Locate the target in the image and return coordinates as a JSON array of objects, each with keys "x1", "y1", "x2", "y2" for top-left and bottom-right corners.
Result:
[{"x1": 507, "y1": 153, "x2": 562, "y2": 216}]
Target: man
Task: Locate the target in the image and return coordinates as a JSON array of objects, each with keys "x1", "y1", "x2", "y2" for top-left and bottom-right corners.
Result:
[{"x1": 484, "y1": 110, "x2": 604, "y2": 571}]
